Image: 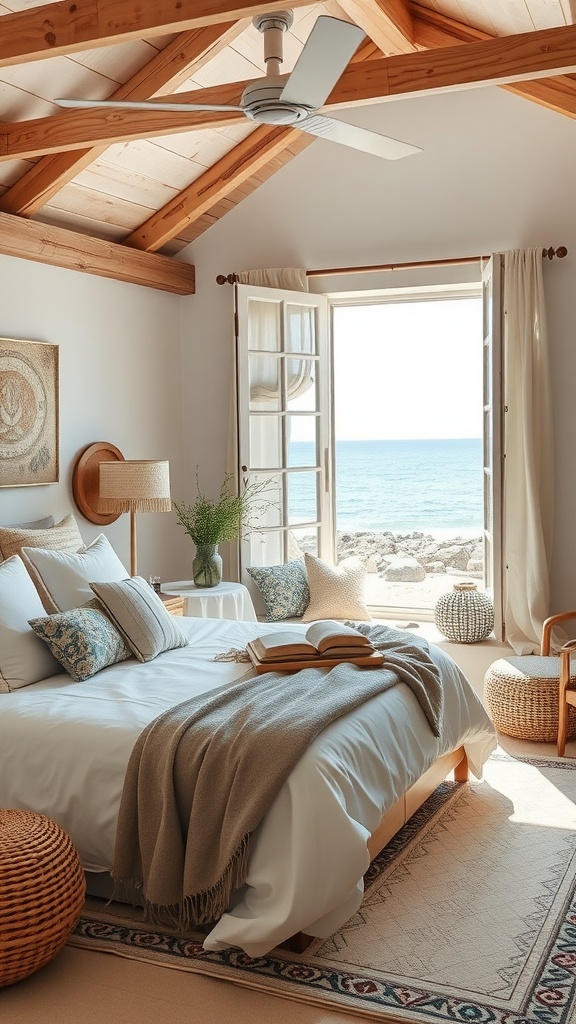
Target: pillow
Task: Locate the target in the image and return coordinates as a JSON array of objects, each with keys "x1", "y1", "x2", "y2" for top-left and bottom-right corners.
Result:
[
  {"x1": 247, "y1": 560, "x2": 310, "y2": 621},
  {"x1": 21, "y1": 534, "x2": 129, "y2": 613},
  {"x1": 29, "y1": 600, "x2": 131, "y2": 682},
  {"x1": 0, "y1": 556, "x2": 62, "y2": 692},
  {"x1": 6, "y1": 516, "x2": 54, "y2": 530},
  {"x1": 301, "y1": 553, "x2": 371, "y2": 623},
  {"x1": 0, "y1": 513, "x2": 83, "y2": 563},
  {"x1": 90, "y1": 577, "x2": 188, "y2": 663}
]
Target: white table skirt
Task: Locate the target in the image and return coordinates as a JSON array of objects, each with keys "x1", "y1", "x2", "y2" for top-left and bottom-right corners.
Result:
[{"x1": 160, "y1": 580, "x2": 257, "y2": 621}]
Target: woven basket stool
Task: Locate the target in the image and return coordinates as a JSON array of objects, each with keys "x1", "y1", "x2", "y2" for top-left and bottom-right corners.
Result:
[
  {"x1": 484, "y1": 656, "x2": 576, "y2": 742},
  {"x1": 0, "y1": 809, "x2": 86, "y2": 987}
]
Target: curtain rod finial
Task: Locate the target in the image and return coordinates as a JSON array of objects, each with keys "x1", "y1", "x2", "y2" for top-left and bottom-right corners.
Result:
[{"x1": 216, "y1": 273, "x2": 238, "y2": 285}]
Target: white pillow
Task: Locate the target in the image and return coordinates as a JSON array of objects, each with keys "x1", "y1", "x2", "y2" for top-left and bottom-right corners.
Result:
[
  {"x1": 21, "y1": 534, "x2": 129, "y2": 613},
  {"x1": 0, "y1": 556, "x2": 62, "y2": 692},
  {"x1": 301, "y1": 552, "x2": 371, "y2": 623}
]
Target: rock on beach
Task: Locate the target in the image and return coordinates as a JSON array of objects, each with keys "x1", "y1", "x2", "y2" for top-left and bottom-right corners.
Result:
[{"x1": 298, "y1": 530, "x2": 483, "y2": 583}]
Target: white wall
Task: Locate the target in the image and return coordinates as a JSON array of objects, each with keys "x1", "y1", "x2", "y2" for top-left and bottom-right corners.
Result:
[
  {"x1": 0, "y1": 255, "x2": 189, "y2": 582},
  {"x1": 180, "y1": 84, "x2": 576, "y2": 611}
]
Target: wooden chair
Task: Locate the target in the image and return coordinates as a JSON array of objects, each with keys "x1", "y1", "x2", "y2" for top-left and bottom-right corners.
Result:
[{"x1": 541, "y1": 610, "x2": 576, "y2": 756}]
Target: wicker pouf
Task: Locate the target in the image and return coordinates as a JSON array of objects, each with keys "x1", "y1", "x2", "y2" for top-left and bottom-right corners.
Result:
[
  {"x1": 484, "y1": 656, "x2": 576, "y2": 742},
  {"x1": 434, "y1": 582, "x2": 494, "y2": 643},
  {"x1": 0, "y1": 809, "x2": 86, "y2": 987}
]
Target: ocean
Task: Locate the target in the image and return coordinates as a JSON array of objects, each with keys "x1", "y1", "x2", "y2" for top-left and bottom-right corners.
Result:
[{"x1": 289, "y1": 438, "x2": 483, "y2": 536}]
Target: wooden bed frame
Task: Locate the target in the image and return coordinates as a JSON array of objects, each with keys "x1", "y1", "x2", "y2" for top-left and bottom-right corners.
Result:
[{"x1": 284, "y1": 745, "x2": 468, "y2": 952}]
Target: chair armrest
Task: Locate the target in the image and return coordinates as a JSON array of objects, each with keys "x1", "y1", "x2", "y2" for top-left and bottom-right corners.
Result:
[{"x1": 541, "y1": 610, "x2": 576, "y2": 655}]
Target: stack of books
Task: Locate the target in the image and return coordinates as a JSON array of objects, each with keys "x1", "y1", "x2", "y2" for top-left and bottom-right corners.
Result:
[{"x1": 246, "y1": 620, "x2": 383, "y2": 673}]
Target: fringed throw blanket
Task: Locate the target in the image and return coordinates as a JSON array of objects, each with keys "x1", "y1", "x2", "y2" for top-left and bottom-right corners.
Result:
[{"x1": 113, "y1": 625, "x2": 443, "y2": 929}]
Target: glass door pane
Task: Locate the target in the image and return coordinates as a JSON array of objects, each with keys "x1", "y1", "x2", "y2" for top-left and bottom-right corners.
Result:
[{"x1": 235, "y1": 284, "x2": 331, "y2": 607}]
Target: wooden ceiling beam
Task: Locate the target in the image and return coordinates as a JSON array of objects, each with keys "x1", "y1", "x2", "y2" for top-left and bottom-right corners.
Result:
[
  {"x1": 0, "y1": 210, "x2": 195, "y2": 293},
  {"x1": 4, "y1": 22, "x2": 576, "y2": 162},
  {"x1": 337, "y1": 0, "x2": 417, "y2": 55},
  {"x1": 0, "y1": 21, "x2": 246, "y2": 217},
  {"x1": 0, "y1": 103, "x2": 246, "y2": 161},
  {"x1": 124, "y1": 124, "x2": 303, "y2": 252},
  {"x1": 411, "y1": 3, "x2": 576, "y2": 120},
  {"x1": 0, "y1": 0, "x2": 314, "y2": 67}
]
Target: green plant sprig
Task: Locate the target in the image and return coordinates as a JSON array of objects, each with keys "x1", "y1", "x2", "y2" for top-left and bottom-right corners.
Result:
[{"x1": 173, "y1": 472, "x2": 275, "y2": 546}]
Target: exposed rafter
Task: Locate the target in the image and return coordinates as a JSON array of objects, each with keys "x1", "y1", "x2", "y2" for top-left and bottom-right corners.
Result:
[
  {"x1": 0, "y1": 22, "x2": 247, "y2": 217},
  {"x1": 125, "y1": 125, "x2": 306, "y2": 252},
  {"x1": 0, "y1": 0, "x2": 314, "y2": 67},
  {"x1": 0, "y1": 211, "x2": 195, "y2": 293},
  {"x1": 3, "y1": 23, "x2": 576, "y2": 163},
  {"x1": 338, "y1": 0, "x2": 417, "y2": 54},
  {"x1": 411, "y1": 3, "x2": 576, "y2": 119}
]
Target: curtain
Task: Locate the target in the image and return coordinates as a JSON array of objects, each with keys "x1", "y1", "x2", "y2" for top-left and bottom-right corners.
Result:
[
  {"x1": 503, "y1": 248, "x2": 554, "y2": 653},
  {"x1": 236, "y1": 268, "x2": 308, "y2": 291}
]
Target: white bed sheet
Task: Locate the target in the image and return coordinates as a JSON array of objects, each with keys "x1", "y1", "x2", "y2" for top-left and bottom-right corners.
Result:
[{"x1": 0, "y1": 617, "x2": 496, "y2": 955}]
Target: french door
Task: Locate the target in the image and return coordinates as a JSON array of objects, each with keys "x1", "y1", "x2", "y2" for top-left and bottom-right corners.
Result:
[
  {"x1": 482, "y1": 255, "x2": 505, "y2": 640},
  {"x1": 235, "y1": 284, "x2": 332, "y2": 589}
]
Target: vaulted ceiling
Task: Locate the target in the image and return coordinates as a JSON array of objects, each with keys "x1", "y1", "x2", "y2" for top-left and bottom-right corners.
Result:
[{"x1": 0, "y1": 0, "x2": 575, "y2": 294}]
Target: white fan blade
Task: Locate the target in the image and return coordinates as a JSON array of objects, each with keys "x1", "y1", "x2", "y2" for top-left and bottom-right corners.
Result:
[
  {"x1": 281, "y1": 16, "x2": 365, "y2": 110},
  {"x1": 54, "y1": 98, "x2": 243, "y2": 113},
  {"x1": 298, "y1": 114, "x2": 422, "y2": 161}
]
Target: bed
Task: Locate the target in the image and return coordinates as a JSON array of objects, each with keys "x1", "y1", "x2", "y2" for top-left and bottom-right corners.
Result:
[{"x1": 0, "y1": 611, "x2": 497, "y2": 957}]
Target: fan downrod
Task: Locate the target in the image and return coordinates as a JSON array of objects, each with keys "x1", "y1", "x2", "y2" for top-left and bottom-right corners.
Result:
[{"x1": 253, "y1": 9, "x2": 294, "y2": 77}]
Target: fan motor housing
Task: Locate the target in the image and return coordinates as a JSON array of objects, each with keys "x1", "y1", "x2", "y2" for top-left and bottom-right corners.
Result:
[{"x1": 241, "y1": 79, "x2": 313, "y2": 126}]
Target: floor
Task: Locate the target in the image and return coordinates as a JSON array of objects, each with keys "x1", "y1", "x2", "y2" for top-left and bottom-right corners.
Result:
[{"x1": 2, "y1": 632, "x2": 574, "y2": 1023}]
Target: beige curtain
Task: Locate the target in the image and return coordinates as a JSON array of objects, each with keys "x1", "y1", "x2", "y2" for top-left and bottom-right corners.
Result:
[
  {"x1": 236, "y1": 268, "x2": 309, "y2": 291},
  {"x1": 503, "y1": 248, "x2": 554, "y2": 653}
]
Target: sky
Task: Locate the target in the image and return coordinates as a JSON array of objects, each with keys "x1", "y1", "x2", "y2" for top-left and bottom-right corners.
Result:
[{"x1": 331, "y1": 297, "x2": 483, "y2": 441}]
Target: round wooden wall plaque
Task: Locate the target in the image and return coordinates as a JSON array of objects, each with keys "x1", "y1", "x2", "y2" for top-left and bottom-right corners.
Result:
[{"x1": 72, "y1": 442, "x2": 125, "y2": 525}]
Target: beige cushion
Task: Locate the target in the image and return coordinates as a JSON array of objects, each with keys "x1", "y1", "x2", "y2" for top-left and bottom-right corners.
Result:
[
  {"x1": 90, "y1": 577, "x2": 188, "y2": 663},
  {"x1": 0, "y1": 556, "x2": 61, "y2": 692},
  {"x1": 21, "y1": 534, "x2": 128, "y2": 613},
  {"x1": 0, "y1": 514, "x2": 83, "y2": 562},
  {"x1": 301, "y1": 552, "x2": 370, "y2": 623}
]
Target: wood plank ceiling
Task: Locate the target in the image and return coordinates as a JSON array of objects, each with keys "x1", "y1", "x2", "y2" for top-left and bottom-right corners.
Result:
[{"x1": 0, "y1": 0, "x2": 574, "y2": 293}]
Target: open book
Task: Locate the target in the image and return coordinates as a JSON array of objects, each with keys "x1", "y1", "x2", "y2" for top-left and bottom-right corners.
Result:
[{"x1": 247, "y1": 620, "x2": 384, "y2": 672}]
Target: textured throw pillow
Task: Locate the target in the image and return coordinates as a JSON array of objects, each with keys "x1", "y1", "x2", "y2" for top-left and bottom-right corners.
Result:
[
  {"x1": 6, "y1": 516, "x2": 54, "y2": 530},
  {"x1": 301, "y1": 553, "x2": 371, "y2": 623},
  {"x1": 90, "y1": 577, "x2": 188, "y2": 663},
  {"x1": 29, "y1": 600, "x2": 132, "y2": 682},
  {"x1": 21, "y1": 533, "x2": 129, "y2": 613},
  {"x1": 247, "y1": 560, "x2": 310, "y2": 621},
  {"x1": 0, "y1": 556, "x2": 61, "y2": 692},
  {"x1": 0, "y1": 513, "x2": 83, "y2": 562}
]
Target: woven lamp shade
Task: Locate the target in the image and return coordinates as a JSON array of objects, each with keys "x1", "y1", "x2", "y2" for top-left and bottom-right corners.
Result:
[
  {"x1": 99, "y1": 460, "x2": 171, "y2": 513},
  {"x1": 0, "y1": 809, "x2": 86, "y2": 987}
]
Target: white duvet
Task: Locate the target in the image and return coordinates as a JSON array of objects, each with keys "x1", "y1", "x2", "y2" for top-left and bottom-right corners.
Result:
[{"x1": 0, "y1": 616, "x2": 496, "y2": 955}]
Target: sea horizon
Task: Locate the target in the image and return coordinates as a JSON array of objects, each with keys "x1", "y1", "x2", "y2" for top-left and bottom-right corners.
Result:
[{"x1": 290, "y1": 437, "x2": 483, "y2": 534}]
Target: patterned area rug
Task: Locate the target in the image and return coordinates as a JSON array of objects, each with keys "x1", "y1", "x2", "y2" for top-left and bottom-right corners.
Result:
[{"x1": 70, "y1": 752, "x2": 576, "y2": 1023}]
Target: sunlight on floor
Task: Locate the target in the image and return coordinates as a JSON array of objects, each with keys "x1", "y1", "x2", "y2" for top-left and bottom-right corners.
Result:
[{"x1": 483, "y1": 751, "x2": 576, "y2": 829}]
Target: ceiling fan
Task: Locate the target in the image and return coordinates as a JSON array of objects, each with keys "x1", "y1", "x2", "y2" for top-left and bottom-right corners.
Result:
[{"x1": 55, "y1": 11, "x2": 421, "y2": 161}]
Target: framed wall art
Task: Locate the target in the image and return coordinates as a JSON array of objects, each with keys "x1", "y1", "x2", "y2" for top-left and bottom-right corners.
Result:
[{"x1": 0, "y1": 338, "x2": 59, "y2": 487}]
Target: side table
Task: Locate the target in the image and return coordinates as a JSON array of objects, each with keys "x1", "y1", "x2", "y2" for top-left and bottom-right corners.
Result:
[
  {"x1": 158, "y1": 592, "x2": 185, "y2": 617},
  {"x1": 160, "y1": 580, "x2": 257, "y2": 621}
]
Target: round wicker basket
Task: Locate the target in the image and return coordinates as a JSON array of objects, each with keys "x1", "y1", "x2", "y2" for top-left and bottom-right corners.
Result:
[
  {"x1": 484, "y1": 656, "x2": 576, "y2": 742},
  {"x1": 0, "y1": 809, "x2": 86, "y2": 987}
]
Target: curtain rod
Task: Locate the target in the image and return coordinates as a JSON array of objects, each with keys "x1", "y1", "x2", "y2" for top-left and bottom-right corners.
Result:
[{"x1": 215, "y1": 246, "x2": 567, "y2": 284}]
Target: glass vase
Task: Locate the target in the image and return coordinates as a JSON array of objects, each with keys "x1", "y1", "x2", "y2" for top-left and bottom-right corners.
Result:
[{"x1": 192, "y1": 544, "x2": 222, "y2": 588}]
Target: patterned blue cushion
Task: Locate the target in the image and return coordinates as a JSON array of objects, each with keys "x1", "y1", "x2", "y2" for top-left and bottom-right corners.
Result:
[
  {"x1": 247, "y1": 560, "x2": 310, "y2": 621},
  {"x1": 28, "y1": 600, "x2": 131, "y2": 681}
]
